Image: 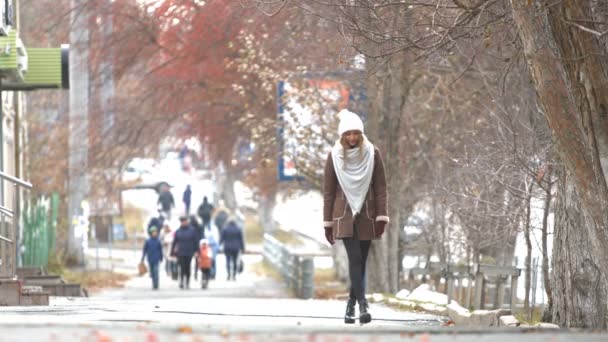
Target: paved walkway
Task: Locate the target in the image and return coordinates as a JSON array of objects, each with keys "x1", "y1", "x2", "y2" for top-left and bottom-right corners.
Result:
[
  {"x1": 0, "y1": 250, "x2": 446, "y2": 341},
  {"x1": 1, "y1": 250, "x2": 604, "y2": 341}
]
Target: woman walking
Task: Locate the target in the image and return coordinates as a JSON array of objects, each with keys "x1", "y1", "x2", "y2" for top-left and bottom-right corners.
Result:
[
  {"x1": 171, "y1": 216, "x2": 199, "y2": 289},
  {"x1": 220, "y1": 219, "x2": 245, "y2": 281},
  {"x1": 323, "y1": 109, "x2": 389, "y2": 325}
]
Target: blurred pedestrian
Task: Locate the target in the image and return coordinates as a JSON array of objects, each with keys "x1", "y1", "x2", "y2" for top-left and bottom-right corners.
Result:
[
  {"x1": 197, "y1": 196, "x2": 214, "y2": 231},
  {"x1": 171, "y1": 216, "x2": 199, "y2": 289},
  {"x1": 322, "y1": 109, "x2": 389, "y2": 325},
  {"x1": 157, "y1": 185, "x2": 175, "y2": 220},
  {"x1": 220, "y1": 219, "x2": 245, "y2": 281},
  {"x1": 141, "y1": 227, "x2": 163, "y2": 290},
  {"x1": 160, "y1": 224, "x2": 177, "y2": 278},
  {"x1": 183, "y1": 185, "x2": 192, "y2": 215},
  {"x1": 146, "y1": 210, "x2": 165, "y2": 236},
  {"x1": 213, "y1": 201, "x2": 229, "y2": 232},
  {"x1": 190, "y1": 215, "x2": 204, "y2": 280},
  {"x1": 198, "y1": 239, "x2": 213, "y2": 289},
  {"x1": 207, "y1": 231, "x2": 220, "y2": 279}
]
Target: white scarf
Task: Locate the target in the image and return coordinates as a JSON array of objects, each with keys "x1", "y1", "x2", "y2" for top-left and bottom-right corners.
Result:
[{"x1": 331, "y1": 137, "x2": 375, "y2": 215}]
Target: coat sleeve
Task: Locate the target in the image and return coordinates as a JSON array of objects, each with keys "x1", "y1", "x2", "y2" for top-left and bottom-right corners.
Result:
[
  {"x1": 170, "y1": 234, "x2": 177, "y2": 256},
  {"x1": 323, "y1": 152, "x2": 338, "y2": 228},
  {"x1": 141, "y1": 240, "x2": 148, "y2": 262},
  {"x1": 193, "y1": 231, "x2": 199, "y2": 254},
  {"x1": 373, "y1": 149, "x2": 390, "y2": 223}
]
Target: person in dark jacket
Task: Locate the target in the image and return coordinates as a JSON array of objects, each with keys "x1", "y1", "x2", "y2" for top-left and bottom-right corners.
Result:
[
  {"x1": 141, "y1": 227, "x2": 163, "y2": 290},
  {"x1": 146, "y1": 212, "x2": 165, "y2": 236},
  {"x1": 183, "y1": 185, "x2": 192, "y2": 215},
  {"x1": 171, "y1": 216, "x2": 199, "y2": 289},
  {"x1": 214, "y1": 208, "x2": 229, "y2": 232},
  {"x1": 190, "y1": 215, "x2": 204, "y2": 280},
  {"x1": 220, "y1": 219, "x2": 245, "y2": 281},
  {"x1": 158, "y1": 187, "x2": 175, "y2": 220},
  {"x1": 197, "y1": 196, "x2": 214, "y2": 231}
]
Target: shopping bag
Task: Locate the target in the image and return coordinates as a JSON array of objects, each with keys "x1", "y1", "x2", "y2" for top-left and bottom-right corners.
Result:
[
  {"x1": 138, "y1": 262, "x2": 148, "y2": 276},
  {"x1": 238, "y1": 256, "x2": 244, "y2": 274}
]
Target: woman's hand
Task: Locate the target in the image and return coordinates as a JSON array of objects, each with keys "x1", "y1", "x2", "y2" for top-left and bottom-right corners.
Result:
[
  {"x1": 375, "y1": 221, "x2": 386, "y2": 238},
  {"x1": 324, "y1": 227, "x2": 335, "y2": 245}
]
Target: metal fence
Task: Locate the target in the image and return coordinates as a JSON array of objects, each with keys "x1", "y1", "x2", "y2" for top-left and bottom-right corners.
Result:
[
  {"x1": 0, "y1": 171, "x2": 33, "y2": 278},
  {"x1": 263, "y1": 233, "x2": 314, "y2": 299},
  {"x1": 22, "y1": 193, "x2": 58, "y2": 267},
  {"x1": 0, "y1": 216, "x2": 14, "y2": 277}
]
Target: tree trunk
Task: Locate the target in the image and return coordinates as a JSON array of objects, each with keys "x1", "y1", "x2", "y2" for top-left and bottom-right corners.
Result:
[
  {"x1": 523, "y1": 184, "x2": 533, "y2": 317},
  {"x1": 550, "y1": 167, "x2": 606, "y2": 328},
  {"x1": 365, "y1": 54, "x2": 412, "y2": 293},
  {"x1": 217, "y1": 162, "x2": 238, "y2": 210},
  {"x1": 258, "y1": 192, "x2": 277, "y2": 233},
  {"x1": 511, "y1": 1, "x2": 608, "y2": 293},
  {"x1": 541, "y1": 173, "x2": 553, "y2": 322}
]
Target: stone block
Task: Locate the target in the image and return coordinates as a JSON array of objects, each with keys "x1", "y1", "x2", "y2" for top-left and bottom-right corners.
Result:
[
  {"x1": 534, "y1": 323, "x2": 560, "y2": 329},
  {"x1": 16, "y1": 267, "x2": 44, "y2": 278},
  {"x1": 371, "y1": 293, "x2": 385, "y2": 303},
  {"x1": 471, "y1": 310, "x2": 498, "y2": 326},
  {"x1": 470, "y1": 309, "x2": 512, "y2": 327},
  {"x1": 0, "y1": 279, "x2": 21, "y2": 306},
  {"x1": 23, "y1": 275, "x2": 63, "y2": 286},
  {"x1": 20, "y1": 292, "x2": 49, "y2": 306},
  {"x1": 499, "y1": 315, "x2": 520, "y2": 327},
  {"x1": 41, "y1": 283, "x2": 82, "y2": 297},
  {"x1": 447, "y1": 302, "x2": 471, "y2": 326},
  {"x1": 21, "y1": 286, "x2": 43, "y2": 294}
]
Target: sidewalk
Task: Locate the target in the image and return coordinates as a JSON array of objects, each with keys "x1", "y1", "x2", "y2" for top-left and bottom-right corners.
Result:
[
  {"x1": 0, "y1": 246, "x2": 448, "y2": 341},
  {"x1": 2, "y1": 235, "x2": 604, "y2": 340}
]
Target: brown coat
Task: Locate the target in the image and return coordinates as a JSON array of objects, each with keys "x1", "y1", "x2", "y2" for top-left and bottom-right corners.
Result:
[{"x1": 323, "y1": 148, "x2": 389, "y2": 240}]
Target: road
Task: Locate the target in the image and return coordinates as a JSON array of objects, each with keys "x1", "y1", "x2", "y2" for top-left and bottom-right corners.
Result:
[{"x1": 0, "y1": 249, "x2": 605, "y2": 341}]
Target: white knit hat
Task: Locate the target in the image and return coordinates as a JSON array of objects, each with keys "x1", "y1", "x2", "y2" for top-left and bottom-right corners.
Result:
[{"x1": 337, "y1": 109, "x2": 364, "y2": 136}]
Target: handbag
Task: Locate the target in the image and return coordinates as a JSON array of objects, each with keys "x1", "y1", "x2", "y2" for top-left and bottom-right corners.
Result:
[
  {"x1": 138, "y1": 262, "x2": 148, "y2": 276},
  {"x1": 238, "y1": 255, "x2": 244, "y2": 274}
]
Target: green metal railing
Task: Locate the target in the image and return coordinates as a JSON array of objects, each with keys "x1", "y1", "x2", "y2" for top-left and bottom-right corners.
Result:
[{"x1": 22, "y1": 193, "x2": 58, "y2": 267}]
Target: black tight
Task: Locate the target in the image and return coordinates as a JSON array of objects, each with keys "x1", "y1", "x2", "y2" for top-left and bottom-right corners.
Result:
[
  {"x1": 178, "y1": 256, "x2": 192, "y2": 286},
  {"x1": 343, "y1": 238, "x2": 371, "y2": 301}
]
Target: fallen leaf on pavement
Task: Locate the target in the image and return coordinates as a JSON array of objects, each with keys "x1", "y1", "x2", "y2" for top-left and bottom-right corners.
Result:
[
  {"x1": 177, "y1": 326, "x2": 193, "y2": 334},
  {"x1": 442, "y1": 320, "x2": 455, "y2": 327}
]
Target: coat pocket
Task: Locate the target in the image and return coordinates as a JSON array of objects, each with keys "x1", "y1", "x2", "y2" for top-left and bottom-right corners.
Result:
[{"x1": 332, "y1": 189, "x2": 347, "y2": 219}]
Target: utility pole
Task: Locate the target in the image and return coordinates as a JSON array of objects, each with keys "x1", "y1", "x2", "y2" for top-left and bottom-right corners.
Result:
[{"x1": 68, "y1": 0, "x2": 90, "y2": 265}]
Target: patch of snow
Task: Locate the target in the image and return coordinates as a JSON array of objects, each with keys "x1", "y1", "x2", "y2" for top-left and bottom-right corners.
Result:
[
  {"x1": 371, "y1": 293, "x2": 385, "y2": 303},
  {"x1": 406, "y1": 284, "x2": 448, "y2": 305},
  {"x1": 273, "y1": 191, "x2": 325, "y2": 245},
  {"x1": 395, "y1": 289, "x2": 411, "y2": 299}
]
